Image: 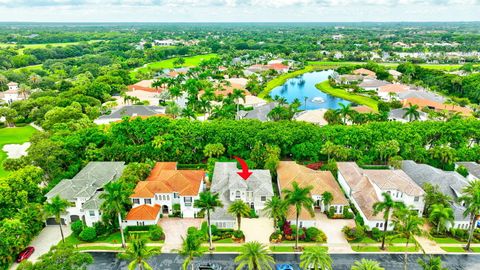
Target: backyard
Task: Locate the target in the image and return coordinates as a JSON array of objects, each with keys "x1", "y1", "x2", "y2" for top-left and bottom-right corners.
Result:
[{"x1": 0, "y1": 125, "x2": 38, "y2": 177}]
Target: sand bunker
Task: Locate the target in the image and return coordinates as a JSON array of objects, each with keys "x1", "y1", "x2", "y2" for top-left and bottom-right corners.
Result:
[{"x1": 2, "y1": 142, "x2": 30, "y2": 158}]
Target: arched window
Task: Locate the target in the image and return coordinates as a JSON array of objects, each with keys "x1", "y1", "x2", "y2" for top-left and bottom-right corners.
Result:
[{"x1": 235, "y1": 190, "x2": 241, "y2": 199}]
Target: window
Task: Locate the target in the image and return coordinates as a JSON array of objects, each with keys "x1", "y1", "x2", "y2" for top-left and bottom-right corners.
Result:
[
  {"x1": 145, "y1": 199, "x2": 151, "y2": 204},
  {"x1": 166, "y1": 195, "x2": 170, "y2": 200},
  {"x1": 174, "y1": 193, "x2": 179, "y2": 199},
  {"x1": 235, "y1": 191, "x2": 241, "y2": 199},
  {"x1": 89, "y1": 210, "x2": 95, "y2": 217},
  {"x1": 136, "y1": 221, "x2": 145, "y2": 226},
  {"x1": 133, "y1": 198, "x2": 140, "y2": 204},
  {"x1": 184, "y1": 197, "x2": 192, "y2": 206},
  {"x1": 379, "y1": 222, "x2": 383, "y2": 228},
  {"x1": 414, "y1": 196, "x2": 419, "y2": 202},
  {"x1": 261, "y1": 196, "x2": 266, "y2": 202}
]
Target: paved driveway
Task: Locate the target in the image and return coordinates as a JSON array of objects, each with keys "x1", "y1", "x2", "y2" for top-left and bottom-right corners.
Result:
[
  {"x1": 315, "y1": 213, "x2": 354, "y2": 253},
  {"x1": 240, "y1": 217, "x2": 274, "y2": 244},
  {"x1": 10, "y1": 225, "x2": 72, "y2": 269},
  {"x1": 158, "y1": 218, "x2": 202, "y2": 252}
]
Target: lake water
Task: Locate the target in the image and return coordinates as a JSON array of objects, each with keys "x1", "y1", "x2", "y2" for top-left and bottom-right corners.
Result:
[{"x1": 269, "y1": 70, "x2": 351, "y2": 110}]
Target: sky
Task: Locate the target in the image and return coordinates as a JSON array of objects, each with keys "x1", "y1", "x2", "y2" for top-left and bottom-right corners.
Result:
[{"x1": 1, "y1": 0, "x2": 480, "y2": 22}]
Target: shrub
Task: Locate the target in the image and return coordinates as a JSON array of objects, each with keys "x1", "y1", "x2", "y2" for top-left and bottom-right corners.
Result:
[
  {"x1": 354, "y1": 213, "x2": 365, "y2": 226},
  {"x1": 149, "y1": 226, "x2": 164, "y2": 241},
  {"x1": 342, "y1": 206, "x2": 354, "y2": 219},
  {"x1": 125, "y1": 225, "x2": 152, "y2": 232},
  {"x1": 343, "y1": 225, "x2": 365, "y2": 241},
  {"x1": 269, "y1": 231, "x2": 283, "y2": 243},
  {"x1": 249, "y1": 209, "x2": 258, "y2": 218},
  {"x1": 79, "y1": 227, "x2": 97, "y2": 242},
  {"x1": 327, "y1": 206, "x2": 336, "y2": 218},
  {"x1": 71, "y1": 220, "x2": 84, "y2": 236},
  {"x1": 290, "y1": 225, "x2": 306, "y2": 240},
  {"x1": 282, "y1": 221, "x2": 292, "y2": 236},
  {"x1": 456, "y1": 165, "x2": 469, "y2": 177},
  {"x1": 232, "y1": 230, "x2": 244, "y2": 239},
  {"x1": 94, "y1": 222, "x2": 107, "y2": 236},
  {"x1": 371, "y1": 227, "x2": 383, "y2": 242},
  {"x1": 305, "y1": 227, "x2": 327, "y2": 242}
]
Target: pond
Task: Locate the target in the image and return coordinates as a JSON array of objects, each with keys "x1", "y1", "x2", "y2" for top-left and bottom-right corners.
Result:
[{"x1": 269, "y1": 70, "x2": 351, "y2": 110}]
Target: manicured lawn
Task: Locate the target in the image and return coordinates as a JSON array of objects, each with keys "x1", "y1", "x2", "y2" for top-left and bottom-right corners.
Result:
[
  {"x1": 348, "y1": 237, "x2": 378, "y2": 244},
  {"x1": 64, "y1": 231, "x2": 163, "y2": 245},
  {"x1": 0, "y1": 126, "x2": 38, "y2": 177},
  {"x1": 270, "y1": 246, "x2": 296, "y2": 252},
  {"x1": 387, "y1": 245, "x2": 419, "y2": 252},
  {"x1": 315, "y1": 80, "x2": 379, "y2": 111},
  {"x1": 76, "y1": 246, "x2": 124, "y2": 252},
  {"x1": 214, "y1": 238, "x2": 235, "y2": 243},
  {"x1": 213, "y1": 246, "x2": 243, "y2": 252},
  {"x1": 433, "y1": 237, "x2": 464, "y2": 244},
  {"x1": 351, "y1": 246, "x2": 382, "y2": 252},
  {"x1": 441, "y1": 246, "x2": 466, "y2": 252},
  {"x1": 131, "y1": 53, "x2": 218, "y2": 79}
]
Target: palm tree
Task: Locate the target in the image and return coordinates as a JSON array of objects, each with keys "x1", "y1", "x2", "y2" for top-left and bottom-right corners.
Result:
[
  {"x1": 44, "y1": 195, "x2": 69, "y2": 243},
  {"x1": 100, "y1": 182, "x2": 132, "y2": 248},
  {"x1": 119, "y1": 234, "x2": 159, "y2": 270},
  {"x1": 194, "y1": 191, "x2": 223, "y2": 250},
  {"x1": 417, "y1": 256, "x2": 447, "y2": 270},
  {"x1": 299, "y1": 246, "x2": 332, "y2": 270},
  {"x1": 18, "y1": 84, "x2": 31, "y2": 99},
  {"x1": 228, "y1": 200, "x2": 251, "y2": 231},
  {"x1": 181, "y1": 107, "x2": 197, "y2": 120},
  {"x1": 403, "y1": 104, "x2": 420, "y2": 122},
  {"x1": 428, "y1": 204, "x2": 454, "y2": 235},
  {"x1": 263, "y1": 196, "x2": 288, "y2": 230},
  {"x1": 232, "y1": 88, "x2": 246, "y2": 115},
  {"x1": 336, "y1": 103, "x2": 354, "y2": 124},
  {"x1": 391, "y1": 207, "x2": 425, "y2": 270},
  {"x1": 372, "y1": 192, "x2": 405, "y2": 250},
  {"x1": 28, "y1": 73, "x2": 42, "y2": 86},
  {"x1": 234, "y1": 241, "x2": 274, "y2": 270},
  {"x1": 165, "y1": 101, "x2": 181, "y2": 119},
  {"x1": 458, "y1": 179, "x2": 480, "y2": 251},
  {"x1": 283, "y1": 182, "x2": 314, "y2": 250},
  {"x1": 321, "y1": 191, "x2": 333, "y2": 212},
  {"x1": 351, "y1": 259, "x2": 384, "y2": 270},
  {"x1": 177, "y1": 231, "x2": 204, "y2": 270}
]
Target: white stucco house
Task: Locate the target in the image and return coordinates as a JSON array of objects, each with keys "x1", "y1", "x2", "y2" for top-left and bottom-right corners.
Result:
[
  {"x1": 126, "y1": 162, "x2": 206, "y2": 226},
  {"x1": 44, "y1": 162, "x2": 126, "y2": 227},
  {"x1": 337, "y1": 162, "x2": 425, "y2": 231},
  {"x1": 3, "y1": 82, "x2": 22, "y2": 104}
]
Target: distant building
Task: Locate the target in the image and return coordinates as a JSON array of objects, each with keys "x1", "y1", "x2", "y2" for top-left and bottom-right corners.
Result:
[
  {"x1": 388, "y1": 108, "x2": 427, "y2": 123},
  {"x1": 94, "y1": 105, "x2": 166, "y2": 125},
  {"x1": 128, "y1": 80, "x2": 161, "y2": 93},
  {"x1": 358, "y1": 79, "x2": 390, "y2": 91},
  {"x1": 237, "y1": 102, "x2": 277, "y2": 122},
  {"x1": 388, "y1": 70, "x2": 403, "y2": 80},
  {"x1": 2, "y1": 82, "x2": 22, "y2": 103},
  {"x1": 353, "y1": 68, "x2": 377, "y2": 78},
  {"x1": 378, "y1": 84, "x2": 409, "y2": 101},
  {"x1": 153, "y1": 39, "x2": 177, "y2": 46}
]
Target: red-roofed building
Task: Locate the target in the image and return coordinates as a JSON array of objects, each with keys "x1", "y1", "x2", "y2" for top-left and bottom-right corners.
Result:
[
  {"x1": 127, "y1": 80, "x2": 163, "y2": 93},
  {"x1": 126, "y1": 162, "x2": 206, "y2": 226}
]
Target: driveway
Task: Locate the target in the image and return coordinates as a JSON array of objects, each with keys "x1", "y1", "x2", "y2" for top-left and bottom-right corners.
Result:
[
  {"x1": 240, "y1": 217, "x2": 274, "y2": 244},
  {"x1": 158, "y1": 218, "x2": 202, "y2": 252},
  {"x1": 315, "y1": 213, "x2": 354, "y2": 253},
  {"x1": 10, "y1": 225, "x2": 72, "y2": 269}
]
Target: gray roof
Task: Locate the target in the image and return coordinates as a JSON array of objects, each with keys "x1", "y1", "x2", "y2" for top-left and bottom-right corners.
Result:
[
  {"x1": 210, "y1": 162, "x2": 273, "y2": 220},
  {"x1": 46, "y1": 162, "x2": 125, "y2": 201},
  {"x1": 401, "y1": 160, "x2": 469, "y2": 221},
  {"x1": 456, "y1": 162, "x2": 480, "y2": 179},
  {"x1": 358, "y1": 79, "x2": 390, "y2": 88},
  {"x1": 98, "y1": 105, "x2": 165, "y2": 120},
  {"x1": 83, "y1": 191, "x2": 104, "y2": 210},
  {"x1": 388, "y1": 108, "x2": 427, "y2": 121},
  {"x1": 237, "y1": 103, "x2": 277, "y2": 122},
  {"x1": 398, "y1": 90, "x2": 446, "y2": 103}
]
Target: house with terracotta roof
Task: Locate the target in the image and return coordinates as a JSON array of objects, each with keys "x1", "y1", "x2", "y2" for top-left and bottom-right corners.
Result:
[
  {"x1": 337, "y1": 162, "x2": 425, "y2": 231},
  {"x1": 277, "y1": 161, "x2": 349, "y2": 227},
  {"x1": 128, "y1": 80, "x2": 162, "y2": 93},
  {"x1": 210, "y1": 162, "x2": 274, "y2": 229},
  {"x1": 378, "y1": 84, "x2": 409, "y2": 101},
  {"x1": 126, "y1": 162, "x2": 206, "y2": 226},
  {"x1": 401, "y1": 98, "x2": 472, "y2": 116},
  {"x1": 353, "y1": 68, "x2": 377, "y2": 78}
]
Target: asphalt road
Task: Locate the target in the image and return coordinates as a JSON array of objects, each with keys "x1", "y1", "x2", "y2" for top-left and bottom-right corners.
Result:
[{"x1": 88, "y1": 252, "x2": 480, "y2": 270}]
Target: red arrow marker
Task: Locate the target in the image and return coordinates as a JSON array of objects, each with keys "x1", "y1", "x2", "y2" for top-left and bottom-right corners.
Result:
[{"x1": 233, "y1": 156, "x2": 252, "y2": 180}]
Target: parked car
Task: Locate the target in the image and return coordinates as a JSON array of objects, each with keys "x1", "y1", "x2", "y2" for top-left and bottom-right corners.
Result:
[
  {"x1": 16, "y1": 246, "x2": 35, "y2": 263},
  {"x1": 276, "y1": 264, "x2": 296, "y2": 270},
  {"x1": 196, "y1": 263, "x2": 222, "y2": 270}
]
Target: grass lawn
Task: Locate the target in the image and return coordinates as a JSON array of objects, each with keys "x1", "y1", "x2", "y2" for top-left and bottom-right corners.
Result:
[
  {"x1": 433, "y1": 237, "x2": 464, "y2": 244},
  {"x1": 131, "y1": 54, "x2": 218, "y2": 80},
  {"x1": 351, "y1": 246, "x2": 382, "y2": 252},
  {"x1": 64, "y1": 231, "x2": 163, "y2": 245},
  {"x1": 76, "y1": 246, "x2": 124, "y2": 252},
  {"x1": 387, "y1": 245, "x2": 419, "y2": 252},
  {"x1": 441, "y1": 246, "x2": 466, "y2": 253},
  {"x1": 348, "y1": 237, "x2": 378, "y2": 244},
  {"x1": 214, "y1": 238, "x2": 235, "y2": 243},
  {"x1": 270, "y1": 246, "x2": 296, "y2": 252},
  {"x1": 315, "y1": 80, "x2": 379, "y2": 111},
  {"x1": 213, "y1": 246, "x2": 243, "y2": 252},
  {"x1": 0, "y1": 126, "x2": 38, "y2": 177}
]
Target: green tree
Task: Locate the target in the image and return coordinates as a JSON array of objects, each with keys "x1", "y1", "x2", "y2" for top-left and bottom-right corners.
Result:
[
  {"x1": 234, "y1": 241, "x2": 274, "y2": 270},
  {"x1": 44, "y1": 195, "x2": 69, "y2": 243},
  {"x1": 422, "y1": 183, "x2": 452, "y2": 216},
  {"x1": 372, "y1": 192, "x2": 405, "y2": 250},
  {"x1": 391, "y1": 208, "x2": 425, "y2": 270},
  {"x1": 203, "y1": 143, "x2": 226, "y2": 158},
  {"x1": 403, "y1": 104, "x2": 420, "y2": 122},
  {"x1": 100, "y1": 182, "x2": 132, "y2": 248},
  {"x1": 194, "y1": 191, "x2": 223, "y2": 250},
  {"x1": 283, "y1": 182, "x2": 314, "y2": 250},
  {"x1": 17, "y1": 243, "x2": 93, "y2": 270},
  {"x1": 458, "y1": 180, "x2": 480, "y2": 251},
  {"x1": 417, "y1": 256, "x2": 447, "y2": 270},
  {"x1": 351, "y1": 259, "x2": 384, "y2": 270},
  {"x1": 299, "y1": 246, "x2": 332, "y2": 270},
  {"x1": 228, "y1": 200, "x2": 251, "y2": 231},
  {"x1": 428, "y1": 204, "x2": 454, "y2": 235},
  {"x1": 263, "y1": 196, "x2": 288, "y2": 230},
  {"x1": 336, "y1": 103, "x2": 354, "y2": 124},
  {"x1": 177, "y1": 230, "x2": 204, "y2": 270},
  {"x1": 321, "y1": 191, "x2": 333, "y2": 212},
  {"x1": 118, "y1": 234, "x2": 160, "y2": 270}
]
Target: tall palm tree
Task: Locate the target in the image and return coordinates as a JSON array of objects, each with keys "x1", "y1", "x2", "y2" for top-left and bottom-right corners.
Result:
[
  {"x1": 283, "y1": 182, "x2": 314, "y2": 250},
  {"x1": 119, "y1": 234, "x2": 160, "y2": 270},
  {"x1": 44, "y1": 195, "x2": 69, "y2": 243},
  {"x1": 178, "y1": 231, "x2": 204, "y2": 270},
  {"x1": 299, "y1": 246, "x2": 332, "y2": 270},
  {"x1": 428, "y1": 204, "x2": 454, "y2": 235},
  {"x1": 351, "y1": 259, "x2": 384, "y2": 270},
  {"x1": 165, "y1": 101, "x2": 181, "y2": 119},
  {"x1": 403, "y1": 104, "x2": 420, "y2": 122},
  {"x1": 372, "y1": 192, "x2": 405, "y2": 250},
  {"x1": 458, "y1": 179, "x2": 480, "y2": 251},
  {"x1": 228, "y1": 200, "x2": 251, "y2": 231},
  {"x1": 321, "y1": 191, "x2": 333, "y2": 212},
  {"x1": 417, "y1": 256, "x2": 447, "y2": 270},
  {"x1": 234, "y1": 241, "x2": 274, "y2": 270},
  {"x1": 391, "y1": 207, "x2": 425, "y2": 270},
  {"x1": 232, "y1": 88, "x2": 246, "y2": 115},
  {"x1": 194, "y1": 191, "x2": 223, "y2": 250},
  {"x1": 181, "y1": 107, "x2": 197, "y2": 120},
  {"x1": 100, "y1": 182, "x2": 132, "y2": 248},
  {"x1": 263, "y1": 196, "x2": 288, "y2": 230},
  {"x1": 336, "y1": 103, "x2": 354, "y2": 124},
  {"x1": 28, "y1": 73, "x2": 42, "y2": 87}
]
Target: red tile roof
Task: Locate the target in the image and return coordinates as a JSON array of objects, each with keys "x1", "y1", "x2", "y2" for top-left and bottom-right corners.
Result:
[
  {"x1": 403, "y1": 98, "x2": 472, "y2": 116},
  {"x1": 126, "y1": 204, "x2": 160, "y2": 220}
]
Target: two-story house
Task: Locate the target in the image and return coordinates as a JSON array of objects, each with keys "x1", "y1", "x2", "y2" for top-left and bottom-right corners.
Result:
[
  {"x1": 45, "y1": 162, "x2": 126, "y2": 227},
  {"x1": 210, "y1": 162, "x2": 274, "y2": 229},
  {"x1": 126, "y1": 162, "x2": 206, "y2": 226},
  {"x1": 337, "y1": 162, "x2": 425, "y2": 231},
  {"x1": 277, "y1": 161, "x2": 349, "y2": 228}
]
